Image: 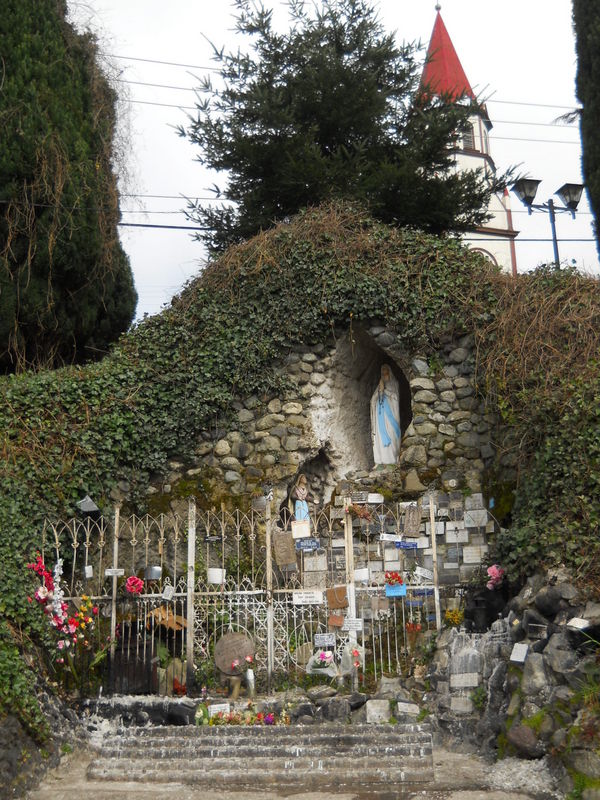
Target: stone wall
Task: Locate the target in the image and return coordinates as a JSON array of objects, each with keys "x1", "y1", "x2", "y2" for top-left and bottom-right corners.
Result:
[
  {"x1": 174, "y1": 322, "x2": 495, "y2": 510},
  {"x1": 427, "y1": 571, "x2": 600, "y2": 796}
]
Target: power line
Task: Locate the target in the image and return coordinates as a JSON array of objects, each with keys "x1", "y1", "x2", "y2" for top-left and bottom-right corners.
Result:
[
  {"x1": 115, "y1": 77, "x2": 582, "y2": 122},
  {"x1": 116, "y1": 219, "x2": 596, "y2": 242},
  {"x1": 108, "y1": 53, "x2": 213, "y2": 70},
  {"x1": 119, "y1": 222, "x2": 208, "y2": 230}
]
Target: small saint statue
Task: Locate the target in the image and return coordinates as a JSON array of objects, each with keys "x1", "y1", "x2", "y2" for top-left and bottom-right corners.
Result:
[
  {"x1": 370, "y1": 364, "x2": 401, "y2": 464},
  {"x1": 278, "y1": 473, "x2": 312, "y2": 530},
  {"x1": 290, "y1": 473, "x2": 311, "y2": 521}
]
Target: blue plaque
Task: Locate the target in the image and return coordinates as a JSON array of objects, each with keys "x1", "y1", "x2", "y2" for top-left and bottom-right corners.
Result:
[
  {"x1": 385, "y1": 583, "x2": 407, "y2": 597},
  {"x1": 296, "y1": 538, "x2": 319, "y2": 552},
  {"x1": 396, "y1": 541, "x2": 418, "y2": 550}
]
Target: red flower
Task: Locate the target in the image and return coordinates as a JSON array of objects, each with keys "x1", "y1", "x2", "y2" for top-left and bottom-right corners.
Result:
[
  {"x1": 125, "y1": 575, "x2": 144, "y2": 595},
  {"x1": 385, "y1": 571, "x2": 403, "y2": 586}
]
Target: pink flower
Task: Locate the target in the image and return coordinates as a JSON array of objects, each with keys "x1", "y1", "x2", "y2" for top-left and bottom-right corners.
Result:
[
  {"x1": 35, "y1": 586, "x2": 48, "y2": 601},
  {"x1": 353, "y1": 660, "x2": 360, "y2": 668},
  {"x1": 56, "y1": 657, "x2": 64, "y2": 664},
  {"x1": 92, "y1": 606, "x2": 99, "y2": 615},
  {"x1": 125, "y1": 575, "x2": 144, "y2": 595},
  {"x1": 231, "y1": 659, "x2": 240, "y2": 670},
  {"x1": 245, "y1": 655, "x2": 253, "y2": 664},
  {"x1": 486, "y1": 564, "x2": 505, "y2": 590},
  {"x1": 57, "y1": 640, "x2": 65, "y2": 650}
]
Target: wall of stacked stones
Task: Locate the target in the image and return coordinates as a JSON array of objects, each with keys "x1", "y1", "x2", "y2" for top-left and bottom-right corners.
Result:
[
  {"x1": 140, "y1": 322, "x2": 499, "y2": 585},
  {"x1": 183, "y1": 323, "x2": 496, "y2": 503}
]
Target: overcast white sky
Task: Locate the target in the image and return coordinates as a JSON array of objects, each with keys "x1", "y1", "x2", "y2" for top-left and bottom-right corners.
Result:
[{"x1": 69, "y1": 0, "x2": 595, "y2": 319}]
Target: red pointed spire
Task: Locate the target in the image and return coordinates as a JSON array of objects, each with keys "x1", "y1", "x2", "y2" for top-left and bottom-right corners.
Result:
[{"x1": 421, "y1": 10, "x2": 475, "y2": 100}]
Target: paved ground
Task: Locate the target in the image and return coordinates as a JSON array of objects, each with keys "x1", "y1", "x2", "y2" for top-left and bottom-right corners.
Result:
[{"x1": 27, "y1": 746, "x2": 560, "y2": 800}]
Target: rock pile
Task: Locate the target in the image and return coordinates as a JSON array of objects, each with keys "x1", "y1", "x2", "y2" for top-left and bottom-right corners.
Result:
[{"x1": 428, "y1": 570, "x2": 600, "y2": 798}]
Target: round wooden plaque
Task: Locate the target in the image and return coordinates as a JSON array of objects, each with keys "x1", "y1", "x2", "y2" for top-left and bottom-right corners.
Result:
[{"x1": 214, "y1": 632, "x2": 255, "y2": 676}]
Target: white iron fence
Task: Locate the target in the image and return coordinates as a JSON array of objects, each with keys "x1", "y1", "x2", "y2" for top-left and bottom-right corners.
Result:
[{"x1": 39, "y1": 496, "x2": 443, "y2": 695}]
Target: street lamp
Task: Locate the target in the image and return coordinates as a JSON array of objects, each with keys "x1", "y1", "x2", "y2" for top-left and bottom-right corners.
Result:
[{"x1": 511, "y1": 178, "x2": 584, "y2": 266}]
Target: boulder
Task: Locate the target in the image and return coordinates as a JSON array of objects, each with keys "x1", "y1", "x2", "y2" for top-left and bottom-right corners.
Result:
[
  {"x1": 565, "y1": 748, "x2": 600, "y2": 779},
  {"x1": 506, "y1": 724, "x2": 545, "y2": 759},
  {"x1": 521, "y1": 653, "x2": 548, "y2": 696},
  {"x1": 319, "y1": 697, "x2": 351, "y2": 722},
  {"x1": 534, "y1": 586, "x2": 562, "y2": 618}
]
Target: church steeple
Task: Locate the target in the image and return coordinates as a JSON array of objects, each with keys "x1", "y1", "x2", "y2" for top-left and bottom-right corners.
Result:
[
  {"x1": 420, "y1": 6, "x2": 519, "y2": 278},
  {"x1": 421, "y1": 7, "x2": 475, "y2": 100}
]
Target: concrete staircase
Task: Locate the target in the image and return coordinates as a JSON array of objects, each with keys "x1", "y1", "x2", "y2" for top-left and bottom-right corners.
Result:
[{"x1": 87, "y1": 723, "x2": 434, "y2": 791}]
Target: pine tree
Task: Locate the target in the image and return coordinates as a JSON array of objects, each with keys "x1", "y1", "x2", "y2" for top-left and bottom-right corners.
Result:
[
  {"x1": 179, "y1": 0, "x2": 507, "y2": 254},
  {"x1": 573, "y1": 0, "x2": 600, "y2": 257},
  {"x1": 0, "y1": 0, "x2": 137, "y2": 372}
]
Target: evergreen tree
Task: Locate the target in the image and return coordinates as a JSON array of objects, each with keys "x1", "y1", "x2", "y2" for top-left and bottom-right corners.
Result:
[
  {"x1": 573, "y1": 0, "x2": 600, "y2": 258},
  {"x1": 179, "y1": 0, "x2": 507, "y2": 254},
  {"x1": 0, "y1": 0, "x2": 137, "y2": 372}
]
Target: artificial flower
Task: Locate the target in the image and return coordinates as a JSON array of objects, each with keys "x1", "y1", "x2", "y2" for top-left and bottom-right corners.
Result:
[{"x1": 125, "y1": 575, "x2": 144, "y2": 595}]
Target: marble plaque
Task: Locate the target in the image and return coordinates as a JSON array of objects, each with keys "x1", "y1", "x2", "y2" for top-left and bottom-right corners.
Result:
[
  {"x1": 303, "y1": 552, "x2": 327, "y2": 572},
  {"x1": 366, "y1": 699, "x2": 390, "y2": 724},
  {"x1": 396, "y1": 702, "x2": 419, "y2": 715},
  {"x1": 465, "y1": 493, "x2": 484, "y2": 510},
  {"x1": 462, "y1": 545, "x2": 488, "y2": 564},
  {"x1": 446, "y1": 529, "x2": 469, "y2": 544},
  {"x1": 426, "y1": 521, "x2": 445, "y2": 537},
  {"x1": 450, "y1": 672, "x2": 480, "y2": 689},
  {"x1": 464, "y1": 509, "x2": 488, "y2": 528},
  {"x1": 450, "y1": 696, "x2": 473, "y2": 714},
  {"x1": 510, "y1": 643, "x2": 529, "y2": 663},
  {"x1": 303, "y1": 572, "x2": 326, "y2": 590}
]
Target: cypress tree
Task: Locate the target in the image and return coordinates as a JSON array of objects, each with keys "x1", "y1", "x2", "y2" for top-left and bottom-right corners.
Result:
[
  {"x1": 573, "y1": 0, "x2": 600, "y2": 258},
  {"x1": 0, "y1": 0, "x2": 137, "y2": 371}
]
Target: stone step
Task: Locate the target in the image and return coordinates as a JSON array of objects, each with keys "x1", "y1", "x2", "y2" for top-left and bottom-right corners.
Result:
[
  {"x1": 88, "y1": 724, "x2": 435, "y2": 788},
  {"x1": 99, "y1": 740, "x2": 432, "y2": 759},
  {"x1": 108, "y1": 722, "x2": 431, "y2": 741},
  {"x1": 87, "y1": 758, "x2": 433, "y2": 788}
]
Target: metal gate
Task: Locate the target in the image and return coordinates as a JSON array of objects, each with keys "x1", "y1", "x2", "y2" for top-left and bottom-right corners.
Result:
[{"x1": 38, "y1": 495, "x2": 443, "y2": 696}]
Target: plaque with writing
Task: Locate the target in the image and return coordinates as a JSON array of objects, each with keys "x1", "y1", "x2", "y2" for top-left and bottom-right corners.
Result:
[
  {"x1": 415, "y1": 566, "x2": 434, "y2": 581},
  {"x1": 292, "y1": 590, "x2": 324, "y2": 605},
  {"x1": 342, "y1": 618, "x2": 363, "y2": 631},
  {"x1": 273, "y1": 533, "x2": 297, "y2": 566},
  {"x1": 104, "y1": 568, "x2": 125, "y2": 577},
  {"x1": 295, "y1": 538, "x2": 320, "y2": 552},
  {"x1": 314, "y1": 632, "x2": 336, "y2": 647},
  {"x1": 350, "y1": 492, "x2": 369, "y2": 503},
  {"x1": 380, "y1": 532, "x2": 403, "y2": 543},
  {"x1": 208, "y1": 702, "x2": 230, "y2": 717},
  {"x1": 403, "y1": 503, "x2": 422, "y2": 536}
]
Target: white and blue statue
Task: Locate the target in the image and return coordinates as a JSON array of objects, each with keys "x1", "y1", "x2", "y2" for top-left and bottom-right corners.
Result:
[{"x1": 370, "y1": 364, "x2": 401, "y2": 464}]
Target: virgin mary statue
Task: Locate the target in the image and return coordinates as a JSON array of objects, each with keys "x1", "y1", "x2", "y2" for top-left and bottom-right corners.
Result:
[{"x1": 370, "y1": 364, "x2": 401, "y2": 464}]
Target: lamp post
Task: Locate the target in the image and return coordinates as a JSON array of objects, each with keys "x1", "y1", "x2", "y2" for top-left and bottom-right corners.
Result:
[{"x1": 511, "y1": 179, "x2": 584, "y2": 266}]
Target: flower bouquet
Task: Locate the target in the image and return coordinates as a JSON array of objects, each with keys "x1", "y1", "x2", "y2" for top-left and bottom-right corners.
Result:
[
  {"x1": 27, "y1": 554, "x2": 102, "y2": 683},
  {"x1": 306, "y1": 649, "x2": 338, "y2": 677},
  {"x1": 486, "y1": 564, "x2": 505, "y2": 590},
  {"x1": 385, "y1": 571, "x2": 406, "y2": 597}
]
